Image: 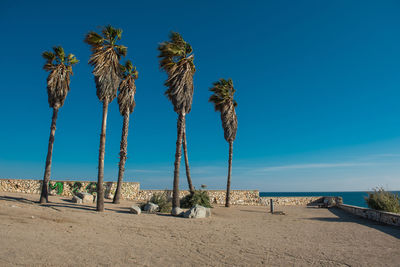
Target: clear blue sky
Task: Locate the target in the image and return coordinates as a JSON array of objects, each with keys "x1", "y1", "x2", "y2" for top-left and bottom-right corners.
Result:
[{"x1": 1, "y1": 0, "x2": 400, "y2": 191}]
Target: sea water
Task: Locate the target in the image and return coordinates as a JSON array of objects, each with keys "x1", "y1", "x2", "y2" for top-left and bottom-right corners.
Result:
[{"x1": 259, "y1": 191, "x2": 400, "y2": 208}]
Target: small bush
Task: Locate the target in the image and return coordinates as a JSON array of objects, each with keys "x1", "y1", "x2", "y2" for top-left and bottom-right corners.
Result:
[
  {"x1": 149, "y1": 191, "x2": 172, "y2": 213},
  {"x1": 365, "y1": 187, "x2": 400, "y2": 213},
  {"x1": 180, "y1": 190, "x2": 212, "y2": 208}
]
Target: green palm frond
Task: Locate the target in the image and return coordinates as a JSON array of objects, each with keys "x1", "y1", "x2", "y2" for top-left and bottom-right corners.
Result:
[
  {"x1": 158, "y1": 31, "x2": 195, "y2": 74},
  {"x1": 53, "y1": 46, "x2": 65, "y2": 62},
  {"x1": 115, "y1": 45, "x2": 127, "y2": 57},
  {"x1": 42, "y1": 51, "x2": 56, "y2": 63},
  {"x1": 120, "y1": 60, "x2": 138, "y2": 80},
  {"x1": 42, "y1": 46, "x2": 78, "y2": 72},
  {"x1": 84, "y1": 31, "x2": 104, "y2": 47},
  {"x1": 209, "y1": 78, "x2": 237, "y2": 112},
  {"x1": 67, "y1": 54, "x2": 79, "y2": 66}
]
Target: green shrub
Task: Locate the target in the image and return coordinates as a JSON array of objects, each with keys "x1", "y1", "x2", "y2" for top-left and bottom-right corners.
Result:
[
  {"x1": 149, "y1": 191, "x2": 172, "y2": 213},
  {"x1": 180, "y1": 190, "x2": 212, "y2": 208},
  {"x1": 365, "y1": 187, "x2": 400, "y2": 213}
]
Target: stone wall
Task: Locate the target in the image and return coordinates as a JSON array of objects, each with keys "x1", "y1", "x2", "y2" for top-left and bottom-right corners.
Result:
[
  {"x1": 0, "y1": 179, "x2": 140, "y2": 199},
  {"x1": 135, "y1": 190, "x2": 260, "y2": 205},
  {"x1": 260, "y1": 196, "x2": 324, "y2": 206},
  {"x1": 338, "y1": 204, "x2": 400, "y2": 227},
  {"x1": 0, "y1": 179, "x2": 333, "y2": 207}
]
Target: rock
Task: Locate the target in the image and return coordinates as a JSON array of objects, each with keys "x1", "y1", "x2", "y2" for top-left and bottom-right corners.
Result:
[
  {"x1": 184, "y1": 205, "x2": 211, "y2": 219},
  {"x1": 143, "y1": 202, "x2": 159, "y2": 213},
  {"x1": 75, "y1": 192, "x2": 94, "y2": 204},
  {"x1": 171, "y1": 207, "x2": 184, "y2": 217},
  {"x1": 72, "y1": 196, "x2": 82, "y2": 204},
  {"x1": 130, "y1": 205, "x2": 141, "y2": 215},
  {"x1": 105, "y1": 193, "x2": 113, "y2": 200},
  {"x1": 323, "y1": 197, "x2": 337, "y2": 207}
]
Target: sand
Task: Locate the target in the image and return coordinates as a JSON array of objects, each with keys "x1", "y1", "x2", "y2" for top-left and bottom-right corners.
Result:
[{"x1": 1, "y1": 192, "x2": 399, "y2": 266}]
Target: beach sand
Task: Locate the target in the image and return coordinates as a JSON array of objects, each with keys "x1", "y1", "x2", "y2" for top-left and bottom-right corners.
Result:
[{"x1": 1, "y1": 192, "x2": 399, "y2": 266}]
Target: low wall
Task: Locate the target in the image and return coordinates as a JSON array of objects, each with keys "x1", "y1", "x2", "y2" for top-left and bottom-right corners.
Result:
[
  {"x1": 135, "y1": 190, "x2": 260, "y2": 205},
  {"x1": 338, "y1": 204, "x2": 400, "y2": 227},
  {"x1": 0, "y1": 179, "x2": 333, "y2": 207},
  {"x1": 0, "y1": 179, "x2": 259, "y2": 205},
  {"x1": 0, "y1": 179, "x2": 140, "y2": 199},
  {"x1": 260, "y1": 196, "x2": 324, "y2": 206}
]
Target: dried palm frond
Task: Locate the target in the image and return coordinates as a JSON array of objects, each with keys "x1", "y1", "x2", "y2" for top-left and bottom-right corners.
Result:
[
  {"x1": 209, "y1": 78, "x2": 238, "y2": 142},
  {"x1": 84, "y1": 25, "x2": 127, "y2": 103},
  {"x1": 118, "y1": 60, "x2": 138, "y2": 115},
  {"x1": 42, "y1": 46, "x2": 78, "y2": 108},
  {"x1": 158, "y1": 32, "x2": 195, "y2": 114}
]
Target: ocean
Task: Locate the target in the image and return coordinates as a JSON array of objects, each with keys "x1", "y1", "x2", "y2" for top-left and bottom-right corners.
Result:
[{"x1": 259, "y1": 191, "x2": 400, "y2": 208}]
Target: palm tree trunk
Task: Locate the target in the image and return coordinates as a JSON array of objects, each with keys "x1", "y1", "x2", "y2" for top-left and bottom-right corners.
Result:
[
  {"x1": 40, "y1": 107, "x2": 59, "y2": 204},
  {"x1": 97, "y1": 100, "x2": 109, "y2": 212},
  {"x1": 225, "y1": 141, "x2": 233, "y2": 207},
  {"x1": 113, "y1": 113, "x2": 130, "y2": 204},
  {"x1": 182, "y1": 126, "x2": 194, "y2": 194},
  {"x1": 172, "y1": 112, "x2": 185, "y2": 209}
]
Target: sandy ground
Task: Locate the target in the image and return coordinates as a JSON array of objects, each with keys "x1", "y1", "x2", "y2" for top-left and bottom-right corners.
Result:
[{"x1": 0, "y1": 192, "x2": 399, "y2": 267}]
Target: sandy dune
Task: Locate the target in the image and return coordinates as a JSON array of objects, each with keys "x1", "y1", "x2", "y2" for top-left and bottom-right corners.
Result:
[{"x1": 0, "y1": 192, "x2": 399, "y2": 266}]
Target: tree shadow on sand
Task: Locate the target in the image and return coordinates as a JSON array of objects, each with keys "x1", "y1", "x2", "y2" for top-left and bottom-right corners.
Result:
[
  {"x1": 0, "y1": 195, "x2": 133, "y2": 214},
  {"x1": 307, "y1": 207, "x2": 400, "y2": 239}
]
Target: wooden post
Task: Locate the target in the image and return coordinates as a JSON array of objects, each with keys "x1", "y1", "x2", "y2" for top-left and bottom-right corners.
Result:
[{"x1": 270, "y1": 199, "x2": 274, "y2": 214}]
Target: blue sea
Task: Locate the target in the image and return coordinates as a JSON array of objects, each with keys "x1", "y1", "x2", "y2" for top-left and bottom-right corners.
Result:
[{"x1": 259, "y1": 191, "x2": 400, "y2": 208}]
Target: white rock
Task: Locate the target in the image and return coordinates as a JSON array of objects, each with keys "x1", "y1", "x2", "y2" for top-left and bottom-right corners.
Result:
[
  {"x1": 75, "y1": 192, "x2": 94, "y2": 204},
  {"x1": 143, "y1": 202, "x2": 159, "y2": 213},
  {"x1": 130, "y1": 205, "x2": 141, "y2": 214},
  {"x1": 184, "y1": 205, "x2": 211, "y2": 219},
  {"x1": 72, "y1": 196, "x2": 82, "y2": 204}
]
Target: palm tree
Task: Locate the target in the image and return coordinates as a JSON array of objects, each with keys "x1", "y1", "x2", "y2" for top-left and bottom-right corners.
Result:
[
  {"x1": 209, "y1": 78, "x2": 238, "y2": 207},
  {"x1": 113, "y1": 60, "x2": 138, "y2": 204},
  {"x1": 158, "y1": 32, "x2": 196, "y2": 213},
  {"x1": 40, "y1": 46, "x2": 78, "y2": 204},
  {"x1": 84, "y1": 25, "x2": 127, "y2": 211}
]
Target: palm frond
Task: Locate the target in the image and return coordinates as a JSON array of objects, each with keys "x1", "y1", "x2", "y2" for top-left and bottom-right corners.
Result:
[
  {"x1": 84, "y1": 31, "x2": 104, "y2": 47},
  {"x1": 85, "y1": 25, "x2": 126, "y2": 102},
  {"x1": 209, "y1": 78, "x2": 238, "y2": 142},
  {"x1": 42, "y1": 51, "x2": 56, "y2": 62},
  {"x1": 53, "y1": 46, "x2": 65, "y2": 62},
  {"x1": 115, "y1": 45, "x2": 127, "y2": 57},
  {"x1": 158, "y1": 32, "x2": 195, "y2": 114},
  {"x1": 42, "y1": 45, "x2": 77, "y2": 108}
]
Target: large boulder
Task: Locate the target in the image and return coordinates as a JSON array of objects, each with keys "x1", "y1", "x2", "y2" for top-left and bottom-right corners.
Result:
[
  {"x1": 184, "y1": 205, "x2": 211, "y2": 219},
  {"x1": 72, "y1": 195, "x2": 82, "y2": 204},
  {"x1": 143, "y1": 202, "x2": 159, "y2": 213},
  {"x1": 171, "y1": 207, "x2": 184, "y2": 217},
  {"x1": 76, "y1": 192, "x2": 94, "y2": 204},
  {"x1": 130, "y1": 205, "x2": 141, "y2": 215}
]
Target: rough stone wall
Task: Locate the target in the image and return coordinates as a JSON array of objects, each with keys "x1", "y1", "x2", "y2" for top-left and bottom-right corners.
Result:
[
  {"x1": 260, "y1": 196, "x2": 324, "y2": 206},
  {"x1": 135, "y1": 190, "x2": 260, "y2": 205},
  {"x1": 0, "y1": 179, "x2": 334, "y2": 207},
  {"x1": 0, "y1": 179, "x2": 140, "y2": 199},
  {"x1": 338, "y1": 204, "x2": 400, "y2": 227}
]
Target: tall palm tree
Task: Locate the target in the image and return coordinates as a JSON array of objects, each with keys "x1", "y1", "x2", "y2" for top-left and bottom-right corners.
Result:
[
  {"x1": 84, "y1": 25, "x2": 127, "y2": 211},
  {"x1": 113, "y1": 60, "x2": 138, "y2": 204},
  {"x1": 40, "y1": 46, "x2": 78, "y2": 204},
  {"x1": 158, "y1": 32, "x2": 196, "y2": 213},
  {"x1": 209, "y1": 78, "x2": 238, "y2": 207}
]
